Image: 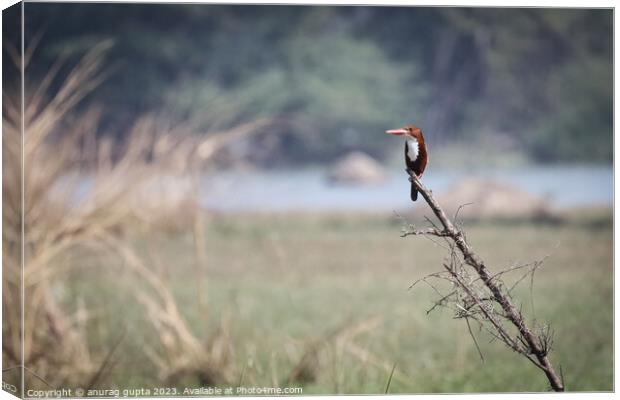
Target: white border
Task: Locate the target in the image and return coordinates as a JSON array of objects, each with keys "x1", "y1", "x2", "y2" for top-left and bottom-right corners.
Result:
[{"x1": 0, "y1": 2, "x2": 615, "y2": 400}]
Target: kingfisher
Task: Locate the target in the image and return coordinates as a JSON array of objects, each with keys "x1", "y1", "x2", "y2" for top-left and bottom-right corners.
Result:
[{"x1": 386, "y1": 124, "x2": 428, "y2": 202}]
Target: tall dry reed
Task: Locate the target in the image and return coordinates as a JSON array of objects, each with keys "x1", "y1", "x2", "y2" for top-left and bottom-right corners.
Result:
[{"x1": 3, "y1": 42, "x2": 270, "y2": 389}]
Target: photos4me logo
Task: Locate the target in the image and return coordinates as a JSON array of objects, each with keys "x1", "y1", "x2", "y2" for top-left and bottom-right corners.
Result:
[{"x1": 3, "y1": 381, "x2": 17, "y2": 393}]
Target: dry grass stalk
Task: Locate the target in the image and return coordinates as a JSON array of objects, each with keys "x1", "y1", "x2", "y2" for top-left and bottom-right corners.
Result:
[
  {"x1": 4, "y1": 42, "x2": 270, "y2": 389},
  {"x1": 402, "y1": 172, "x2": 565, "y2": 391},
  {"x1": 287, "y1": 316, "x2": 407, "y2": 389},
  {"x1": 98, "y1": 234, "x2": 234, "y2": 386}
]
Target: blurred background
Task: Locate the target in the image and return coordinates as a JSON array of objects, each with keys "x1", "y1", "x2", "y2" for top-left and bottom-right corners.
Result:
[
  {"x1": 14, "y1": 4, "x2": 614, "y2": 212},
  {"x1": 2, "y1": 4, "x2": 612, "y2": 395}
]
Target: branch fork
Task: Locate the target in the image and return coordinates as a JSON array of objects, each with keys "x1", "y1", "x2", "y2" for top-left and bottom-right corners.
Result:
[{"x1": 405, "y1": 172, "x2": 565, "y2": 392}]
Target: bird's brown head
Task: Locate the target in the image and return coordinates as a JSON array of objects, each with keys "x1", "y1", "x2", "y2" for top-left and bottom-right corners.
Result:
[{"x1": 386, "y1": 124, "x2": 423, "y2": 140}]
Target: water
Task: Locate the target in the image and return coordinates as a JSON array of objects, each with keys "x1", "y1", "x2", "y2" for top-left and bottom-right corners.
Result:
[{"x1": 200, "y1": 165, "x2": 613, "y2": 212}]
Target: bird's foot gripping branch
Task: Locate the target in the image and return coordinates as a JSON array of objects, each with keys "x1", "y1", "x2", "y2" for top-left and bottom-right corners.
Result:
[{"x1": 403, "y1": 173, "x2": 565, "y2": 392}]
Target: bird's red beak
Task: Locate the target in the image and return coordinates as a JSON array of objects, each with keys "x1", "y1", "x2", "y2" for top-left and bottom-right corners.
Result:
[{"x1": 386, "y1": 128, "x2": 408, "y2": 136}]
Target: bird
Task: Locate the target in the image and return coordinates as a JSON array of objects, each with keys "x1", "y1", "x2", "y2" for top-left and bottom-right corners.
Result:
[{"x1": 386, "y1": 124, "x2": 428, "y2": 202}]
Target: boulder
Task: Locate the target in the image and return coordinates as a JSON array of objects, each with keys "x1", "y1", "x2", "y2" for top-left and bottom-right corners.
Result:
[
  {"x1": 435, "y1": 178, "x2": 553, "y2": 219},
  {"x1": 326, "y1": 151, "x2": 387, "y2": 185}
]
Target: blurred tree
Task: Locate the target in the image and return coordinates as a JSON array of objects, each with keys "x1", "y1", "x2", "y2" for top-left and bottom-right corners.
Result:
[
  {"x1": 464, "y1": 8, "x2": 613, "y2": 162},
  {"x1": 23, "y1": 4, "x2": 612, "y2": 165},
  {"x1": 165, "y1": 13, "x2": 423, "y2": 164},
  {"x1": 358, "y1": 7, "x2": 612, "y2": 162}
]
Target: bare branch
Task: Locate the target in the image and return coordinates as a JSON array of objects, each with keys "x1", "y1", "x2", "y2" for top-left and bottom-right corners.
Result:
[
  {"x1": 403, "y1": 172, "x2": 565, "y2": 391},
  {"x1": 401, "y1": 228, "x2": 451, "y2": 238},
  {"x1": 453, "y1": 202, "x2": 474, "y2": 223},
  {"x1": 465, "y1": 317, "x2": 485, "y2": 362}
]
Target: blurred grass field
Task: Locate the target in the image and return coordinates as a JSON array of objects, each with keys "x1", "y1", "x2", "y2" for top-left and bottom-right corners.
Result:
[{"x1": 59, "y1": 208, "x2": 612, "y2": 393}]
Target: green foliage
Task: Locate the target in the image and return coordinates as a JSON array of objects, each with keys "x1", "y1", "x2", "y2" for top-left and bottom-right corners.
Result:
[
  {"x1": 24, "y1": 5, "x2": 612, "y2": 164},
  {"x1": 463, "y1": 9, "x2": 613, "y2": 162},
  {"x1": 166, "y1": 28, "x2": 423, "y2": 162},
  {"x1": 531, "y1": 58, "x2": 613, "y2": 162}
]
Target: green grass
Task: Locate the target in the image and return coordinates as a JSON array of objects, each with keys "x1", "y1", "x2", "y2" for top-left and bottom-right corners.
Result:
[{"x1": 61, "y1": 210, "x2": 612, "y2": 393}]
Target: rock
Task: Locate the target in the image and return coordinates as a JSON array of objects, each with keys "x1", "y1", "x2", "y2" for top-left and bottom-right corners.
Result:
[
  {"x1": 326, "y1": 151, "x2": 387, "y2": 185},
  {"x1": 436, "y1": 178, "x2": 553, "y2": 219}
]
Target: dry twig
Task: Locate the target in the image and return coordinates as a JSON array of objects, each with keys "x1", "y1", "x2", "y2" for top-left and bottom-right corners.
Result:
[{"x1": 404, "y1": 171, "x2": 564, "y2": 392}]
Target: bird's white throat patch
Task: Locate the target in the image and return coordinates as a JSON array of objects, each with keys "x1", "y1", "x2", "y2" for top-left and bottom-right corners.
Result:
[{"x1": 406, "y1": 139, "x2": 419, "y2": 161}]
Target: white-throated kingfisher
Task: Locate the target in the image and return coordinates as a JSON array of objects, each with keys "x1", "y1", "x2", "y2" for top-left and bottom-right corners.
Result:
[{"x1": 386, "y1": 124, "x2": 428, "y2": 202}]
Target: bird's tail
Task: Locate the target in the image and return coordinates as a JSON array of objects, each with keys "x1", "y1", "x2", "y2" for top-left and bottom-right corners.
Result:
[{"x1": 410, "y1": 183, "x2": 418, "y2": 202}]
